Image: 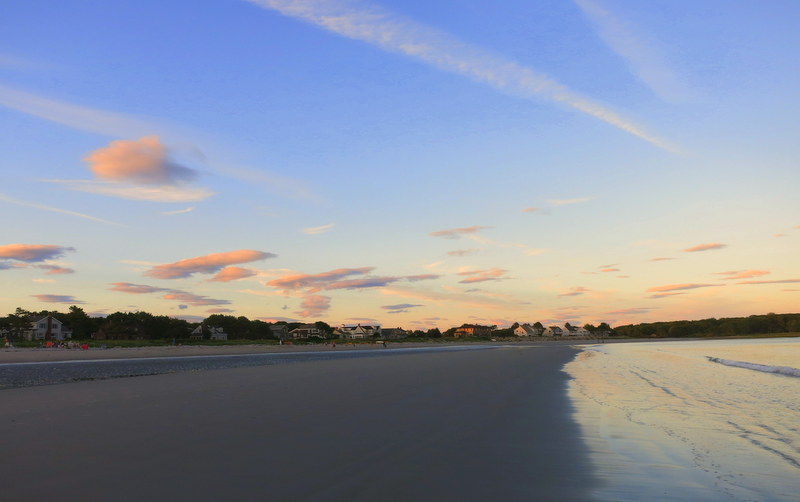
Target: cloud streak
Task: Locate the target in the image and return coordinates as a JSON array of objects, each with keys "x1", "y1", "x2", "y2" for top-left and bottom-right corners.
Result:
[
  {"x1": 247, "y1": 0, "x2": 672, "y2": 150},
  {"x1": 647, "y1": 283, "x2": 723, "y2": 293},
  {"x1": 457, "y1": 268, "x2": 507, "y2": 284},
  {"x1": 32, "y1": 294, "x2": 84, "y2": 304},
  {"x1": 302, "y1": 223, "x2": 335, "y2": 235},
  {"x1": 146, "y1": 250, "x2": 277, "y2": 279},
  {"x1": 0, "y1": 193, "x2": 116, "y2": 224},
  {"x1": 684, "y1": 243, "x2": 726, "y2": 253},
  {"x1": 573, "y1": 0, "x2": 692, "y2": 102},
  {"x1": 430, "y1": 226, "x2": 491, "y2": 239}
]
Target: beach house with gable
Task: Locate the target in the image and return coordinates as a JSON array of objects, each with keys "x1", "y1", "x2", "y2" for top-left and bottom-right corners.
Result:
[
  {"x1": 26, "y1": 314, "x2": 72, "y2": 341},
  {"x1": 513, "y1": 323, "x2": 543, "y2": 337}
]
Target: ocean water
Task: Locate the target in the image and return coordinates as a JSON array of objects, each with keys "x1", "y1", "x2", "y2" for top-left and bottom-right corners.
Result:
[{"x1": 566, "y1": 338, "x2": 800, "y2": 501}]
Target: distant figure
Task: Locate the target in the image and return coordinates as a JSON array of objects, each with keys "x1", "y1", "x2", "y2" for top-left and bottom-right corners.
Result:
[
  {"x1": 332, "y1": 341, "x2": 336, "y2": 348},
  {"x1": 81, "y1": 343, "x2": 89, "y2": 350},
  {"x1": 382, "y1": 341, "x2": 387, "y2": 348}
]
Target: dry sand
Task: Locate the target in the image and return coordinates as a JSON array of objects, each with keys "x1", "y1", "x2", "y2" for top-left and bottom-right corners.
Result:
[
  {"x1": 0, "y1": 344, "x2": 595, "y2": 501},
  {"x1": 0, "y1": 341, "x2": 434, "y2": 363}
]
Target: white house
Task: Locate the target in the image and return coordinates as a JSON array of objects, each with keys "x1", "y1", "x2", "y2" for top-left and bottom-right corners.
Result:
[
  {"x1": 514, "y1": 323, "x2": 542, "y2": 337},
  {"x1": 563, "y1": 325, "x2": 591, "y2": 337},
  {"x1": 336, "y1": 324, "x2": 381, "y2": 339},
  {"x1": 27, "y1": 315, "x2": 72, "y2": 341},
  {"x1": 542, "y1": 326, "x2": 563, "y2": 337}
]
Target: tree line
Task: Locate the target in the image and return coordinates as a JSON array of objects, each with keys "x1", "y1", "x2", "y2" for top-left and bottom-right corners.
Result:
[{"x1": 614, "y1": 312, "x2": 800, "y2": 338}]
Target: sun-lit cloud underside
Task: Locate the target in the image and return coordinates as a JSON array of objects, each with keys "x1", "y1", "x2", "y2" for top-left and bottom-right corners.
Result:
[{"x1": 247, "y1": 0, "x2": 673, "y2": 150}]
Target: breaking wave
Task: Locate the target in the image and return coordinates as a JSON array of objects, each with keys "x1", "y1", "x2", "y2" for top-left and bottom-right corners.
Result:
[{"x1": 706, "y1": 357, "x2": 800, "y2": 378}]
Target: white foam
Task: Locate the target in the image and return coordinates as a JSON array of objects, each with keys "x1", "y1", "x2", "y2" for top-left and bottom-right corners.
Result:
[{"x1": 706, "y1": 356, "x2": 800, "y2": 378}]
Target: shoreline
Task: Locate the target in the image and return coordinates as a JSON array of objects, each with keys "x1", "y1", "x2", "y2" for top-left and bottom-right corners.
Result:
[{"x1": 3, "y1": 335, "x2": 796, "y2": 364}]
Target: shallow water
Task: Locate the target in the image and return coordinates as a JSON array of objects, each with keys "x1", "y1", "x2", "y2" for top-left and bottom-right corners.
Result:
[{"x1": 566, "y1": 338, "x2": 800, "y2": 501}]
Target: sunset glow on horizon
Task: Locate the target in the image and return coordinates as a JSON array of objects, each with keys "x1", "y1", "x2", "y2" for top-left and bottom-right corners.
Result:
[{"x1": 2, "y1": 0, "x2": 798, "y2": 329}]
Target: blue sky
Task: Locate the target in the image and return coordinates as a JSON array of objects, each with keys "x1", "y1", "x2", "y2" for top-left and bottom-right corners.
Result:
[{"x1": 2, "y1": 0, "x2": 799, "y2": 329}]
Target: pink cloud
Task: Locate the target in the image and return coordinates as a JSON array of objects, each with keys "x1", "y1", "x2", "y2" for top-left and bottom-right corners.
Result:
[
  {"x1": 649, "y1": 257, "x2": 674, "y2": 262},
  {"x1": 736, "y1": 279, "x2": 800, "y2": 285},
  {"x1": 715, "y1": 270, "x2": 770, "y2": 280},
  {"x1": 429, "y1": 226, "x2": 491, "y2": 239},
  {"x1": 521, "y1": 207, "x2": 540, "y2": 213},
  {"x1": 403, "y1": 274, "x2": 440, "y2": 282},
  {"x1": 684, "y1": 243, "x2": 726, "y2": 252},
  {"x1": 605, "y1": 307, "x2": 654, "y2": 315},
  {"x1": 447, "y1": 249, "x2": 480, "y2": 257},
  {"x1": 0, "y1": 244, "x2": 74, "y2": 262},
  {"x1": 458, "y1": 268, "x2": 507, "y2": 284},
  {"x1": 109, "y1": 282, "x2": 169, "y2": 294},
  {"x1": 648, "y1": 292, "x2": 686, "y2": 299},
  {"x1": 296, "y1": 294, "x2": 331, "y2": 318},
  {"x1": 32, "y1": 294, "x2": 84, "y2": 304},
  {"x1": 600, "y1": 268, "x2": 620, "y2": 273},
  {"x1": 161, "y1": 291, "x2": 231, "y2": 306},
  {"x1": 647, "y1": 283, "x2": 723, "y2": 292},
  {"x1": 559, "y1": 286, "x2": 589, "y2": 297},
  {"x1": 84, "y1": 136, "x2": 196, "y2": 185},
  {"x1": 267, "y1": 267, "x2": 374, "y2": 291},
  {"x1": 209, "y1": 266, "x2": 257, "y2": 282},
  {"x1": 146, "y1": 250, "x2": 276, "y2": 279},
  {"x1": 35, "y1": 264, "x2": 75, "y2": 275}
]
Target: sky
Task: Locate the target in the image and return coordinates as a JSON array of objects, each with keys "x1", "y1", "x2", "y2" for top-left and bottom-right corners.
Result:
[{"x1": 1, "y1": 0, "x2": 799, "y2": 330}]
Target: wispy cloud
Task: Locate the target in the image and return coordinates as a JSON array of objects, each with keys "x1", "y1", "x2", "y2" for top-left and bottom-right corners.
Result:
[
  {"x1": 35, "y1": 264, "x2": 75, "y2": 275},
  {"x1": 736, "y1": 279, "x2": 800, "y2": 285},
  {"x1": 547, "y1": 197, "x2": 592, "y2": 206},
  {"x1": 715, "y1": 270, "x2": 769, "y2": 280},
  {"x1": 32, "y1": 294, "x2": 84, "y2": 304},
  {"x1": 430, "y1": 226, "x2": 491, "y2": 239},
  {"x1": 382, "y1": 303, "x2": 424, "y2": 314},
  {"x1": 302, "y1": 223, "x2": 335, "y2": 235},
  {"x1": 604, "y1": 307, "x2": 654, "y2": 315},
  {"x1": 647, "y1": 283, "x2": 724, "y2": 293},
  {"x1": 0, "y1": 193, "x2": 116, "y2": 224},
  {"x1": 109, "y1": 282, "x2": 231, "y2": 306},
  {"x1": 649, "y1": 257, "x2": 674, "y2": 262},
  {"x1": 447, "y1": 249, "x2": 480, "y2": 257},
  {"x1": 684, "y1": 243, "x2": 726, "y2": 253},
  {"x1": 46, "y1": 180, "x2": 214, "y2": 203},
  {"x1": 573, "y1": 0, "x2": 693, "y2": 102},
  {"x1": 146, "y1": 250, "x2": 277, "y2": 279},
  {"x1": 457, "y1": 268, "x2": 507, "y2": 284},
  {"x1": 0, "y1": 83, "x2": 162, "y2": 138},
  {"x1": 521, "y1": 207, "x2": 540, "y2": 213},
  {"x1": 161, "y1": 206, "x2": 196, "y2": 215},
  {"x1": 267, "y1": 267, "x2": 438, "y2": 294},
  {"x1": 207, "y1": 308, "x2": 235, "y2": 313},
  {"x1": 247, "y1": 0, "x2": 672, "y2": 149},
  {"x1": 559, "y1": 286, "x2": 590, "y2": 297}
]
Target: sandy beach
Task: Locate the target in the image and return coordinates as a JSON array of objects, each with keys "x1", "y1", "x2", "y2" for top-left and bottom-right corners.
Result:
[
  {"x1": 0, "y1": 344, "x2": 592, "y2": 501},
  {"x1": 0, "y1": 341, "x2": 440, "y2": 363}
]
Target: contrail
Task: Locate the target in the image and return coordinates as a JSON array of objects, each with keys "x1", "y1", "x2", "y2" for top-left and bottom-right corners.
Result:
[
  {"x1": 0, "y1": 193, "x2": 117, "y2": 224},
  {"x1": 246, "y1": 0, "x2": 674, "y2": 151}
]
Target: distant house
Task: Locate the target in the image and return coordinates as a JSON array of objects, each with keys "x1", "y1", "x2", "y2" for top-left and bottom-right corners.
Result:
[
  {"x1": 290, "y1": 324, "x2": 321, "y2": 339},
  {"x1": 26, "y1": 314, "x2": 72, "y2": 341},
  {"x1": 563, "y1": 325, "x2": 590, "y2": 337},
  {"x1": 542, "y1": 326, "x2": 563, "y2": 337},
  {"x1": 269, "y1": 324, "x2": 290, "y2": 341},
  {"x1": 191, "y1": 325, "x2": 228, "y2": 341},
  {"x1": 336, "y1": 324, "x2": 381, "y2": 339},
  {"x1": 453, "y1": 324, "x2": 494, "y2": 338},
  {"x1": 209, "y1": 326, "x2": 228, "y2": 341},
  {"x1": 513, "y1": 323, "x2": 542, "y2": 337},
  {"x1": 380, "y1": 327, "x2": 407, "y2": 339},
  {"x1": 190, "y1": 325, "x2": 205, "y2": 340}
]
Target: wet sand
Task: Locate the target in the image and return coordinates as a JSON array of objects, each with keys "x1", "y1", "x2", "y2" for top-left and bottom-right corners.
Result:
[{"x1": 0, "y1": 345, "x2": 594, "y2": 501}]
